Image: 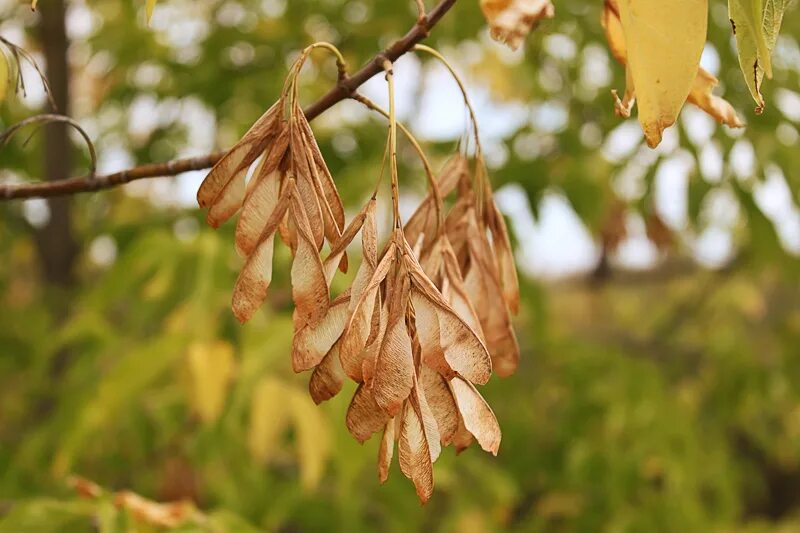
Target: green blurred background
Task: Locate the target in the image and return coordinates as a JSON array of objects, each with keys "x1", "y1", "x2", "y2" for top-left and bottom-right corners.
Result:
[{"x1": 2, "y1": 0, "x2": 800, "y2": 530}]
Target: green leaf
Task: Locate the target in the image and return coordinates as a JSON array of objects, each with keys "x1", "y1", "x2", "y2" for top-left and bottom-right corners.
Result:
[{"x1": 729, "y1": 0, "x2": 791, "y2": 113}]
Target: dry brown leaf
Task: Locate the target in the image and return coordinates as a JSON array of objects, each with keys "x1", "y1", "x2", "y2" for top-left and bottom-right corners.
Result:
[
  {"x1": 292, "y1": 292, "x2": 350, "y2": 372},
  {"x1": 378, "y1": 419, "x2": 396, "y2": 484},
  {"x1": 114, "y1": 492, "x2": 197, "y2": 528},
  {"x1": 289, "y1": 192, "x2": 330, "y2": 328},
  {"x1": 450, "y1": 377, "x2": 501, "y2": 455},
  {"x1": 688, "y1": 69, "x2": 745, "y2": 129},
  {"x1": 346, "y1": 383, "x2": 390, "y2": 443},
  {"x1": 480, "y1": 0, "x2": 555, "y2": 50}
]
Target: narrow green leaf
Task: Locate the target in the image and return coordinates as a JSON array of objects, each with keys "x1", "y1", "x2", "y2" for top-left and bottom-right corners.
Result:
[{"x1": 729, "y1": 0, "x2": 791, "y2": 113}]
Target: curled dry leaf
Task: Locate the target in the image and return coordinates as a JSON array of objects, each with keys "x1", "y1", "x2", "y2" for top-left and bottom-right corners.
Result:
[
  {"x1": 480, "y1": 0, "x2": 555, "y2": 50},
  {"x1": 602, "y1": 0, "x2": 743, "y2": 133}
]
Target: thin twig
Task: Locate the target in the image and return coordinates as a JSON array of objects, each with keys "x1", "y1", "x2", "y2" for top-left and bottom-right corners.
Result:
[
  {"x1": 0, "y1": 0, "x2": 458, "y2": 201},
  {"x1": 0, "y1": 114, "x2": 96, "y2": 175}
]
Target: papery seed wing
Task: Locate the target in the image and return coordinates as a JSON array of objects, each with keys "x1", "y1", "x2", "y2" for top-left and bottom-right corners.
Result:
[
  {"x1": 484, "y1": 194, "x2": 520, "y2": 315},
  {"x1": 197, "y1": 102, "x2": 279, "y2": 208},
  {"x1": 398, "y1": 384, "x2": 439, "y2": 504},
  {"x1": 290, "y1": 121, "x2": 325, "y2": 250},
  {"x1": 339, "y1": 242, "x2": 396, "y2": 378},
  {"x1": 405, "y1": 243, "x2": 492, "y2": 385},
  {"x1": 309, "y1": 338, "x2": 346, "y2": 404},
  {"x1": 206, "y1": 169, "x2": 247, "y2": 229},
  {"x1": 452, "y1": 415, "x2": 474, "y2": 453},
  {"x1": 322, "y1": 202, "x2": 369, "y2": 284},
  {"x1": 231, "y1": 183, "x2": 293, "y2": 323},
  {"x1": 360, "y1": 295, "x2": 387, "y2": 384},
  {"x1": 441, "y1": 240, "x2": 485, "y2": 339},
  {"x1": 352, "y1": 198, "x2": 378, "y2": 306},
  {"x1": 373, "y1": 267, "x2": 414, "y2": 417},
  {"x1": 378, "y1": 418, "x2": 395, "y2": 484},
  {"x1": 236, "y1": 169, "x2": 282, "y2": 257},
  {"x1": 404, "y1": 155, "x2": 470, "y2": 248},
  {"x1": 289, "y1": 193, "x2": 330, "y2": 328},
  {"x1": 292, "y1": 292, "x2": 350, "y2": 372},
  {"x1": 450, "y1": 377, "x2": 501, "y2": 455},
  {"x1": 346, "y1": 384, "x2": 390, "y2": 443},
  {"x1": 297, "y1": 105, "x2": 346, "y2": 234},
  {"x1": 464, "y1": 209, "x2": 520, "y2": 377},
  {"x1": 421, "y1": 365, "x2": 459, "y2": 445}
]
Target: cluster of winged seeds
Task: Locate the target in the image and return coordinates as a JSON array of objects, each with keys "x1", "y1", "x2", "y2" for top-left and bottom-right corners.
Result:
[{"x1": 197, "y1": 56, "x2": 520, "y2": 503}]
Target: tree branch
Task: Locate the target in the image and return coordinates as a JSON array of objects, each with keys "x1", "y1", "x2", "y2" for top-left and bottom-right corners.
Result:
[{"x1": 0, "y1": 0, "x2": 457, "y2": 201}]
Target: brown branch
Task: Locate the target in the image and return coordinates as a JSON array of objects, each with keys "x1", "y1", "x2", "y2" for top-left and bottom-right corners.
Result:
[{"x1": 0, "y1": 0, "x2": 457, "y2": 201}]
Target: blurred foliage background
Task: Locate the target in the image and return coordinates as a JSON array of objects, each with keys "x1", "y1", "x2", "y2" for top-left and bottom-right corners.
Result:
[{"x1": 2, "y1": 0, "x2": 800, "y2": 530}]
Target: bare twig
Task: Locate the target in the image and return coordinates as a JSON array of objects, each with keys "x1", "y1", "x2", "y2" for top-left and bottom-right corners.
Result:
[
  {"x1": 0, "y1": 0, "x2": 458, "y2": 201},
  {"x1": 0, "y1": 114, "x2": 96, "y2": 175}
]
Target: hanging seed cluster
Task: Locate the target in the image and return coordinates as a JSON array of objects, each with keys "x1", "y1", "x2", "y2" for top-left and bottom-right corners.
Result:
[{"x1": 197, "y1": 51, "x2": 520, "y2": 503}]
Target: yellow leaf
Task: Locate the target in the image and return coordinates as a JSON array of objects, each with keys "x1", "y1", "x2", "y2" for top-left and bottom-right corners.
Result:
[
  {"x1": 287, "y1": 388, "x2": 330, "y2": 491},
  {"x1": 248, "y1": 377, "x2": 290, "y2": 463},
  {"x1": 186, "y1": 340, "x2": 235, "y2": 424},
  {"x1": 603, "y1": 0, "x2": 743, "y2": 134},
  {"x1": 31, "y1": 0, "x2": 38, "y2": 10},
  {"x1": 0, "y1": 51, "x2": 7, "y2": 103},
  {"x1": 146, "y1": 0, "x2": 157, "y2": 23},
  {"x1": 614, "y1": 0, "x2": 708, "y2": 147}
]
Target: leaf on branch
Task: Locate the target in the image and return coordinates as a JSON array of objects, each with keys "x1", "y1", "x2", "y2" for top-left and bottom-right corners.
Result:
[
  {"x1": 146, "y1": 0, "x2": 157, "y2": 23},
  {"x1": 480, "y1": 0, "x2": 554, "y2": 50},
  {"x1": 604, "y1": 0, "x2": 710, "y2": 148},
  {"x1": 603, "y1": 0, "x2": 743, "y2": 132},
  {"x1": 186, "y1": 340, "x2": 235, "y2": 424},
  {"x1": 0, "y1": 50, "x2": 7, "y2": 103},
  {"x1": 729, "y1": 0, "x2": 790, "y2": 114}
]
